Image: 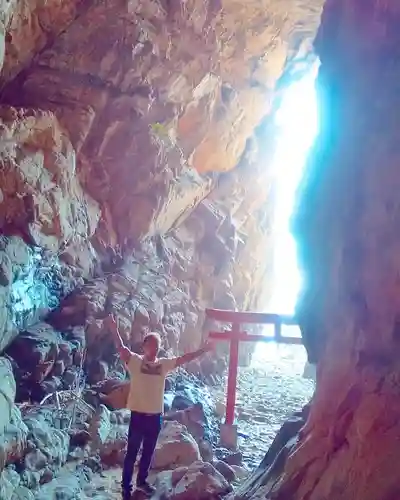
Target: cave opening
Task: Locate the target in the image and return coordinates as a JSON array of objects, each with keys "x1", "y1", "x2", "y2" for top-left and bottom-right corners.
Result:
[
  {"x1": 254, "y1": 64, "x2": 319, "y2": 355},
  {"x1": 268, "y1": 67, "x2": 319, "y2": 317},
  {"x1": 221, "y1": 67, "x2": 320, "y2": 467}
]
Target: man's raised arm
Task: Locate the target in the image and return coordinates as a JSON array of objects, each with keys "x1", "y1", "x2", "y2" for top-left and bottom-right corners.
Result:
[
  {"x1": 105, "y1": 315, "x2": 132, "y2": 365},
  {"x1": 175, "y1": 340, "x2": 214, "y2": 367}
]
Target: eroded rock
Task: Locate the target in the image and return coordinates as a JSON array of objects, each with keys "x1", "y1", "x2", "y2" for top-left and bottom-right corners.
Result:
[
  {"x1": 0, "y1": 357, "x2": 16, "y2": 435},
  {"x1": 0, "y1": 107, "x2": 100, "y2": 252},
  {"x1": 153, "y1": 421, "x2": 202, "y2": 471},
  {"x1": 156, "y1": 460, "x2": 232, "y2": 499}
]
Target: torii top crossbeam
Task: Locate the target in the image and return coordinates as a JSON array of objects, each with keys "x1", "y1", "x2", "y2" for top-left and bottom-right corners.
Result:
[{"x1": 206, "y1": 308, "x2": 302, "y2": 426}]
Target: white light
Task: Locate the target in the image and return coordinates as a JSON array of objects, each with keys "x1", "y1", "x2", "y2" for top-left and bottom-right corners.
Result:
[{"x1": 269, "y1": 69, "x2": 319, "y2": 315}]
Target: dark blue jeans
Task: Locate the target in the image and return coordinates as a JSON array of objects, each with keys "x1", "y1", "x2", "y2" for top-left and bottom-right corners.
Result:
[{"x1": 122, "y1": 411, "x2": 162, "y2": 491}]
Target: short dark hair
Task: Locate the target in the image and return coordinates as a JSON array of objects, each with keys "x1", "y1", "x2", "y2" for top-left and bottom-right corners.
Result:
[{"x1": 143, "y1": 332, "x2": 161, "y2": 349}]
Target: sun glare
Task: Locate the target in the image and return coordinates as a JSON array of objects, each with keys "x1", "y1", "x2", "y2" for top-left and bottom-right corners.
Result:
[
  {"x1": 268, "y1": 68, "x2": 319, "y2": 315},
  {"x1": 252, "y1": 68, "x2": 319, "y2": 367}
]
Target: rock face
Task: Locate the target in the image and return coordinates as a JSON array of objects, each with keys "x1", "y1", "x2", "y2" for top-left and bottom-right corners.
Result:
[
  {"x1": 0, "y1": 0, "x2": 323, "y2": 335},
  {"x1": 0, "y1": 0, "x2": 322, "y2": 414},
  {"x1": 0, "y1": 0, "x2": 350, "y2": 497},
  {"x1": 234, "y1": 1, "x2": 400, "y2": 500},
  {"x1": 0, "y1": 0, "x2": 398, "y2": 499},
  {"x1": 233, "y1": 405, "x2": 310, "y2": 499}
]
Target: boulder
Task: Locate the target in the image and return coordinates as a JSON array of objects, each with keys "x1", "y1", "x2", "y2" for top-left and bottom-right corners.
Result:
[
  {"x1": 224, "y1": 452, "x2": 243, "y2": 467},
  {"x1": 0, "y1": 405, "x2": 28, "y2": 471},
  {"x1": 24, "y1": 449, "x2": 47, "y2": 472},
  {"x1": 0, "y1": 290, "x2": 17, "y2": 354},
  {"x1": 156, "y1": 461, "x2": 232, "y2": 499},
  {"x1": 6, "y1": 322, "x2": 66, "y2": 399},
  {"x1": 101, "y1": 380, "x2": 130, "y2": 409},
  {"x1": 0, "y1": 357, "x2": 16, "y2": 435},
  {"x1": 164, "y1": 403, "x2": 207, "y2": 442},
  {"x1": 0, "y1": 466, "x2": 20, "y2": 499},
  {"x1": 12, "y1": 486, "x2": 34, "y2": 500},
  {"x1": 34, "y1": 466, "x2": 92, "y2": 500},
  {"x1": 213, "y1": 460, "x2": 236, "y2": 482},
  {"x1": 98, "y1": 416, "x2": 203, "y2": 471},
  {"x1": 134, "y1": 305, "x2": 150, "y2": 326},
  {"x1": 88, "y1": 404, "x2": 111, "y2": 446},
  {"x1": 110, "y1": 409, "x2": 131, "y2": 425},
  {"x1": 98, "y1": 424, "x2": 129, "y2": 466},
  {"x1": 153, "y1": 421, "x2": 201, "y2": 470},
  {"x1": 49, "y1": 279, "x2": 108, "y2": 330},
  {"x1": 23, "y1": 408, "x2": 70, "y2": 473},
  {"x1": 87, "y1": 359, "x2": 109, "y2": 384}
]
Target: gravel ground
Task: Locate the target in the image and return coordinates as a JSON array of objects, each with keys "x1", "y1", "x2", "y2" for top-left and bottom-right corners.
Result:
[{"x1": 212, "y1": 335, "x2": 315, "y2": 469}]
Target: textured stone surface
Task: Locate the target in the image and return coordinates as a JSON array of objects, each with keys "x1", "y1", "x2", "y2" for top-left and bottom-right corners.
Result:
[
  {"x1": 0, "y1": 357, "x2": 15, "y2": 436},
  {"x1": 156, "y1": 460, "x2": 232, "y2": 499},
  {"x1": 233, "y1": 405, "x2": 309, "y2": 499},
  {"x1": 0, "y1": 405, "x2": 28, "y2": 472},
  {"x1": 0, "y1": 0, "x2": 322, "y2": 250},
  {"x1": 153, "y1": 421, "x2": 202, "y2": 470},
  {"x1": 0, "y1": 0, "x2": 331, "y2": 496},
  {"x1": 0, "y1": 107, "x2": 100, "y2": 252},
  {"x1": 241, "y1": 1, "x2": 400, "y2": 500},
  {"x1": 0, "y1": 0, "x2": 323, "y2": 397}
]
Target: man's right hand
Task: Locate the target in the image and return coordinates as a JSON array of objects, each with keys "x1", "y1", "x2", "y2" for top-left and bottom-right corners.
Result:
[{"x1": 106, "y1": 314, "x2": 132, "y2": 364}]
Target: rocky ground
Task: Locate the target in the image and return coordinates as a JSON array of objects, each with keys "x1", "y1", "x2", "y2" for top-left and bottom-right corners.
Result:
[
  {"x1": 0, "y1": 340, "x2": 314, "y2": 500},
  {"x1": 87, "y1": 341, "x2": 315, "y2": 498},
  {"x1": 212, "y1": 339, "x2": 315, "y2": 470}
]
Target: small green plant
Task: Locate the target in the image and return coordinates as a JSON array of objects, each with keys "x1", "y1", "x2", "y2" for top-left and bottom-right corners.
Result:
[
  {"x1": 149, "y1": 122, "x2": 169, "y2": 138},
  {"x1": 149, "y1": 122, "x2": 175, "y2": 158},
  {"x1": 149, "y1": 121, "x2": 185, "y2": 164}
]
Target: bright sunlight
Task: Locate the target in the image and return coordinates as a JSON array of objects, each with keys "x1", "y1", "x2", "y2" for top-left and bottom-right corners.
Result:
[
  {"x1": 268, "y1": 68, "x2": 319, "y2": 315},
  {"x1": 252, "y1": 68, "x2": 319, "y2": 370}
]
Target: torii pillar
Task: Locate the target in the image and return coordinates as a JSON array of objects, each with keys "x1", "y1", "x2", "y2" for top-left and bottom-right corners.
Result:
[{"x1": 206, "y1": 308, "x2": 301, "y2": 449}]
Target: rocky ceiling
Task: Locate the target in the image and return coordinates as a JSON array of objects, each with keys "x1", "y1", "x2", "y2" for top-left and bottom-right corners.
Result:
[
  {"x1": 0, "y1": 0, "x2": 323, "y2": 360},
  {"x1": 0, "y1": 0, "x2": 322, "y2": 248}
]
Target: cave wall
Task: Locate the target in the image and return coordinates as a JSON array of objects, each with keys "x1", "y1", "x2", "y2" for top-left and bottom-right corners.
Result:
[
  {"x1": 0, "y1": 0, "x2": 323, "y2": 380},
  {"x1": 238, "y1": 1, "x2": 400, "y2": 499}
]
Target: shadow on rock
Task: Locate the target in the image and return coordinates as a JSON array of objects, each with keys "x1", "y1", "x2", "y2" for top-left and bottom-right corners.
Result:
[{"x1": 233, "y1": 403, "x2": 311, "y2": 499}]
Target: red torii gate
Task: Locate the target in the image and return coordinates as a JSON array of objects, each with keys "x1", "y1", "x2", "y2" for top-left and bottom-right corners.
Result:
[{"x1": 205, "y1": 308, "x2": 301, "y2": 447}]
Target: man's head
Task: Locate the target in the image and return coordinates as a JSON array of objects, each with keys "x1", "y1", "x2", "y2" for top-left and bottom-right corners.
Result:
[{"x1": 142, "y1": 332, "x2": 161, "y2": 360}]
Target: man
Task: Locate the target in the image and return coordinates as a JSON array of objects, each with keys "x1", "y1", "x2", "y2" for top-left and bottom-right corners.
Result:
[{"x1": 106, "y1": 315, "x2": 214, "y2": 499}]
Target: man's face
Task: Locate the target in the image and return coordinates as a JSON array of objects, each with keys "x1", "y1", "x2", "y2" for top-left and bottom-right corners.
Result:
[{"x1": 142, "y1": 336, "x2": 159, "y2": 359}]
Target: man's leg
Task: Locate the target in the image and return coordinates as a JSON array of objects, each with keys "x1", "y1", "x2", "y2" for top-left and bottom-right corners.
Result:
[
  {"x1": 122, "y1": 412, "x2": 143, "y2": 496},
  {"x1": 136, "y1": 414, "x2": 162, "y2": 491}
]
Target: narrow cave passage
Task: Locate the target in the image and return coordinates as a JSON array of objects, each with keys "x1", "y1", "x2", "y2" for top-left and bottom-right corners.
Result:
[{"x1": 212, "y1": 68, "x2": 320, "y2": 469}]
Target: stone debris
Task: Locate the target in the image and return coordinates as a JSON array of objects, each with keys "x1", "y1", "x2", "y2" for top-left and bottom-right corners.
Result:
[
  {"x1": 155, "y1": 461, "x2": 232, "y2": 500},
  {"x1": 212, "y1": 343, "x2": 314, "y2": 469}
]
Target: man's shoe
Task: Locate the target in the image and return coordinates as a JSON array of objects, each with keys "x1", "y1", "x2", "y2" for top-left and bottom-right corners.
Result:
[{"x1": 136, "y1": 482, "x2": 156, "y2": 496}]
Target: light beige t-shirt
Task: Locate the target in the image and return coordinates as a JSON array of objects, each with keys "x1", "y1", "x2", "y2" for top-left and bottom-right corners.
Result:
[{"x1": 126, "y1": 353, "x2": 177, "y2": 414}]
